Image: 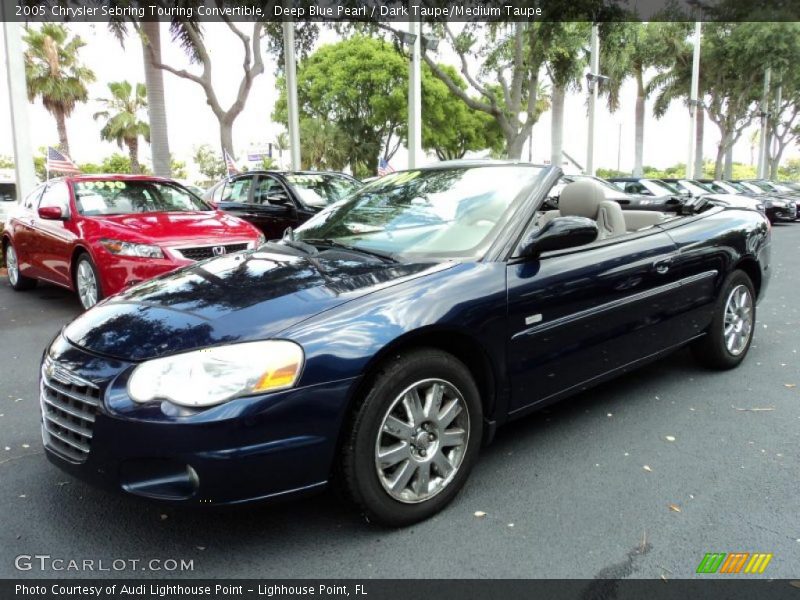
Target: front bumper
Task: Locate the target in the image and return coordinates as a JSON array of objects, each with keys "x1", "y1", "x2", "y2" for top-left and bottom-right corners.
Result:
[
  {"x1": 40, "y1": 335, "x2": 357, "y2": 505},
  {"x1": 98, "y1": 255, "x2": 190, "y2": 297},
  {"x1": 765, "y1": 204, "x2": 797, "y2": 222}
]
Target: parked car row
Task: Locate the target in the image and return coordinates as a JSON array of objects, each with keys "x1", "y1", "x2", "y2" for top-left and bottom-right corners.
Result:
[{"x1": 605, "y1": 176, "x2": 798, "y2": 224}]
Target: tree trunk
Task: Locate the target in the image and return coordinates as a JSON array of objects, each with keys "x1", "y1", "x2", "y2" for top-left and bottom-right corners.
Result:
[
  {"x1": 506, "y1": 132, "x2": 527, "y2": 160},
  {"x1": 127, "y1": 137, "x2": 140, "y2": 174},
  {"x1": 714, "y1": 133, "x2": 726, "y2": 179},
  {"x1": 550, "y1": 84, "x2": 565, "y2": 168},
  {"x1": 220, "y1": 118, "x2": 234, "y2": 159},
  {"x1": 694, "y1": 106, "x2": 704, "y2": 178},
  {"x1": 724, "y1": 144, "x2": 733, "y2": 179},
  {"x1": 633, "y1": 72, "x2": 645, "y2": 177},
  {"x1": 141, "y1": 22, "x2": 171, "y2": 177},
  {"x1": 55, "y1": 109, "x2": 70, "y2": 157}
]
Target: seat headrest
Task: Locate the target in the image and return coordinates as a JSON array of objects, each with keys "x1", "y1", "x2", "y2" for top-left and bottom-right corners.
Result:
[{"x1": 559, "y1": 179, "x2": 606, "y2": 219}]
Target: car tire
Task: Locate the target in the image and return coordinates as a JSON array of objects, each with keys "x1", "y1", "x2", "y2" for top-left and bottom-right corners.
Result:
[
  {"x1": 4, "y1": 240, "x2": 37, "y2": 291},
  {"x1": 691, "y1": 269, "x2": 756, "y2": 370},
  {"x1": 74, "y1": 253, "x2": 103, "y2": 310},
  {"x1": 340, "y1": 348, "x2": 482, "y2": 527}
]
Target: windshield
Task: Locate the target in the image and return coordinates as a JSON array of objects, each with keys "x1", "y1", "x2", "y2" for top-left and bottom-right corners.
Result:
[
  {"x1": 737, "y1": 181, "x2": 764, "y2": 194},
  {"x1": 709, "y1": 181, "x2": 736, "y2": 194},
  {"x1": 294, "y1": 166, "x2": 545, "y2": 259},
  {"x1": 285, "y1": 174, "x2": 362, "y2": 208},
  {"x1": 647, "y1": 180, "x2": 678, "y2": 195},
  {"x1": 565, "y1": 176, "x2": 629, "y2": 200},
  {"x1": 680, "y1": 180, "x2": 712, "y2": 195},
  {"x1": 74, "y1": 180, "x2": 210, "y2": 216}
]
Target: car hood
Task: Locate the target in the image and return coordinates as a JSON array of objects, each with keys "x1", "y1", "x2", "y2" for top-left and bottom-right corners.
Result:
[
  {"x1": 87, "y1": 211, "x2": 255, "y2": 243},
  {"x1": 64, "y1": 243, "x2": 450, "y2": 361},
  {"x1": 704, "y1": 193, "x2": 764, "y2": 209}
]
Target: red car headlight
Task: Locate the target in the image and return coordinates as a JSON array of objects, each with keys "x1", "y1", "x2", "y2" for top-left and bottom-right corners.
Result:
[{"x1": 100, "y1": 239, "x2": 164, "y2": 259}]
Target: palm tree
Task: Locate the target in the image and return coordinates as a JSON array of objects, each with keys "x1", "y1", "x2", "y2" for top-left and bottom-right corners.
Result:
[
  {"x1": 601, "y1": 22, "x2": 691, "y2": 177},
  {"x1": 23, "y1": 24, "x2": 95, "y2": 157},
  {"x1": 93, "y1": 81, "x2": 150, "y2": 174},
  {"x1": 274, "y1": 131, "x2": 289, "y2": 167}
]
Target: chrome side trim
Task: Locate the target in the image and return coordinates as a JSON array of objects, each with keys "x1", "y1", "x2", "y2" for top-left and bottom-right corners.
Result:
[{"x1": 512, "y1": 269, "x2": 718, "y2": 340}]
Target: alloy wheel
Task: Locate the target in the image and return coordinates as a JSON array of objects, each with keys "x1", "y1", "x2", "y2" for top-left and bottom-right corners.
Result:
[
  {"x1": 374, "y1": 378, "x2": 470, "y2": 504},
  {"x1": 76, "y1": 260, "x2": 98, "y2": 309},
  {"x1": 723, "y1": 284, "x2": 753, "y2": 356},
  {"x1": 6, "y1": 246, "x2": 19, "y2": 286}
]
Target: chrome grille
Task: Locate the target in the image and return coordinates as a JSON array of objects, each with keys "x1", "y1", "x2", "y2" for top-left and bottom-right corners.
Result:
[
  {"x1": 173, "y1": 243, "x2": 249, "y2": 261},
  {"x1": 40, "y1": 359, "x2": 101, "y2": 463}
]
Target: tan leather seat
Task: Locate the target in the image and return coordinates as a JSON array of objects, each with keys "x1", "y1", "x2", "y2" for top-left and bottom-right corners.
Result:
[{"x1": 558, "y1": 180, "x2": 627, "y2": 239}]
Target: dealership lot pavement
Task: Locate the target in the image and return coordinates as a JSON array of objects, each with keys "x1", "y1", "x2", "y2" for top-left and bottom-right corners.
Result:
[{"x1": 1, "y1": 225, "x2": 799, "y2": 580}]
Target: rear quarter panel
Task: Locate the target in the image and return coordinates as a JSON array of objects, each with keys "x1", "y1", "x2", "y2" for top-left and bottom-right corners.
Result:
[{"x1": 659, "y1": 208, "x2": 770, "y2": 334}]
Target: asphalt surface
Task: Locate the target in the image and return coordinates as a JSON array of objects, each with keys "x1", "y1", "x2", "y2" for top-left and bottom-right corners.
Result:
[{"x1": 0, "y1": 224, "x2": 798, "y2": 580}]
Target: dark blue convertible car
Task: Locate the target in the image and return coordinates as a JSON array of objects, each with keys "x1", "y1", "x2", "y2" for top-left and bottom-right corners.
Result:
[{"x1": 40, "y1": 162, "x2": 770, "y2": 526}]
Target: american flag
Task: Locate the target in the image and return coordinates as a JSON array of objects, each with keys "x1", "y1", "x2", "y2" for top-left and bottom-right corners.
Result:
[
  {"x1": 47, "y1": 147, "x2": 80, "y2": 175},
  {"x1": 224, "y1": 150, "x2": 240, "y2": 176},
  {"x1": 378, "y1": 158, "x2": 395, "y2": 176}
]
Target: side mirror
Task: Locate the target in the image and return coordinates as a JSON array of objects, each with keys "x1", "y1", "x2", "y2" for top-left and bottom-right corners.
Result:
[
  {"x1": 38, "y1": 206, "x2": 66, "y2": 220},
  {"x1": 519, "y1": 216, "x2": 598, "y2": 258},
  {"x1": 268, "y1": 194, "x2": 292, "y2": 206}
]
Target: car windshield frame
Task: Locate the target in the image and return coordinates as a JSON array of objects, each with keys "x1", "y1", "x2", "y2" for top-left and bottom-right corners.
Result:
[
  {"x1": 646, "y1": 179, "x2": 678, "y2": 195},
  {"x1": 293, "y1": 165, "x2": 548, "y2": 261},
  {"x1": 284, "y1": 173, "x2": 362, "y2": 208},
  {"x1": 72, "y1": 179, "x2": 211, "y2": 216}
]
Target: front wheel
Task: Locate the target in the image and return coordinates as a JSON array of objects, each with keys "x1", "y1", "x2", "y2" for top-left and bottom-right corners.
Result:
[
  {"x1": 74, "y1": 254, "x2": 103, "y2": 310},
  {"x1": 691, "y1": 269, "x2": 756, "y2": 369},
  {"x1": 341, "y1": 349, "x2": 482, "y2": 526},
  {"x1": 4, "y1": 241, "x2": 38, "y2": 291}
]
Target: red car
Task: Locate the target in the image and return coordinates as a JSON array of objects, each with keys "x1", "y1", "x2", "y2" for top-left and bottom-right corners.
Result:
[{"x1": 2, "y1": 175, "x2": 263, "y2": 309}]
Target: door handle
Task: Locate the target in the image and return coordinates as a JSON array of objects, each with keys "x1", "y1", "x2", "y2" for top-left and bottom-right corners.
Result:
[{"x1": 653, "y1": 259, "x2": 671, "y2": 275}]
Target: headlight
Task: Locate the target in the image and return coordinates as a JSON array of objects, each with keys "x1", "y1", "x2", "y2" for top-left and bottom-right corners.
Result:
[
  {"x1": 127, "y1": 341, "x2": 304, "y2": 407},
  {"x1": 756, "y1": 203, "x2": 765, "y2": 212},
  {"x1": 256, "y1": 233, "x2": 266, "y2": 246},
  {"x1": 101, "y1": 239, "x2": 164, "y2": 259},
  {"x1": 638, "y1": 199, "x2": 655, "y2": 205}
]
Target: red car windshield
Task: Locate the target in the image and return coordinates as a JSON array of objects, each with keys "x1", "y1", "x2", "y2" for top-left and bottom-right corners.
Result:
[{"x1": 73, "y1": 180, "x2": 209, "y2": 216}]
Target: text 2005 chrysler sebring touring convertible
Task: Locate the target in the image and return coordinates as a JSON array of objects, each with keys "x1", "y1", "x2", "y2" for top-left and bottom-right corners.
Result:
[{"x1": 40, "y1": 163, "x2": 770, "y2": 526}]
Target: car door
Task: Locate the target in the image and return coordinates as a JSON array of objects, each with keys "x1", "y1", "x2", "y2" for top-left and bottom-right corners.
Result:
[
  {"x1": 8, "y1": 184, "x2": 46, "y2": 277},
  {"x1": 506, "y1": 227, "x2": 685, "y2": 413},
  {"x1": 247, "y1": 175, "x2": 302, "y2": 240},
  {"x1": 28, "y1": 181, "x2": 75, "y2": 287}
]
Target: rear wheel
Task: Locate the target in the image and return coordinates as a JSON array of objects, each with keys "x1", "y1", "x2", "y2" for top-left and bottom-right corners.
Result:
[
  {"x1": 691, "y1": 269, "x2": 755, "y2": 369},
  {"x1": 341, "y1": 349, "x2": 482, "y2": 526},
  {"x1": 4, "y1": 241, "x2": 37, "y2": 291},
  {"x1": 74, "y1": 254, "x2": 103, "y2": 310}
]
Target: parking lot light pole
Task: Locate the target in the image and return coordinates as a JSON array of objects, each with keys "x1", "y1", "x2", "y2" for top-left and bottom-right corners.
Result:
[
  {"x1": 585, "y1": 23, "x2": 599, "y2": 176},
  {"x1": 407, "y1": 19, "x2": 422, "y2": 169},
  {"x1": 757, "y1": 68, "x2": 771, "y2": 179},
  {"x1": 2, "y1": 17, "x2": 36, "y2": 200},
  {"x1": 283, "y1": 21, "x2": 301, "y2": 170},
  {"x1": 686, "y1": 22, "x2": 701, "y2": 179}
]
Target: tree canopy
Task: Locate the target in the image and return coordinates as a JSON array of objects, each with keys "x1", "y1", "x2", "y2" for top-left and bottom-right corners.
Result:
[
  {"x1": 93, "y1": 81, "x2": 150, "y2": 174},
  {"x1": 23, "y1": 24, "x2": 95, "y2": 157}
]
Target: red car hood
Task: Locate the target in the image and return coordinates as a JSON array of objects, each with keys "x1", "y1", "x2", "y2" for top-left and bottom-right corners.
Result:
[{"x1": 88, "y1": 211, "x2": 257, "y2": 244}]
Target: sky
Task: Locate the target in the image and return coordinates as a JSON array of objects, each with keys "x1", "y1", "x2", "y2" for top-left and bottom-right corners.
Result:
[{"x1": 1, "y1": 21, "x2": 796, "y2": 182}]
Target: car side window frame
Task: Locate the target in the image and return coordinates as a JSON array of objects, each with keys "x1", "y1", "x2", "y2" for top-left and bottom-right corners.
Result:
[
  {"x1": 37, "y1": 181, "x2": 72, "y2": 218},
  {"x1": 253, "y1": 174, "x2": 295, "y2": 208},
  {"x1": 23, "y1": 184, "x2": 46, "y2": 210},
  {"x1": 220, "y1": 176, "x2": 254, "y2": 204}
]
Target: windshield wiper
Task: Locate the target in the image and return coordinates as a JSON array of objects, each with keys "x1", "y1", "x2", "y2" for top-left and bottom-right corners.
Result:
[
  {"x1": 280, "y1": 238, "x2": 319, "y2": 256},
  {"x1": 302, "y1": 238, "x2": 398, "y2": 263}
]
